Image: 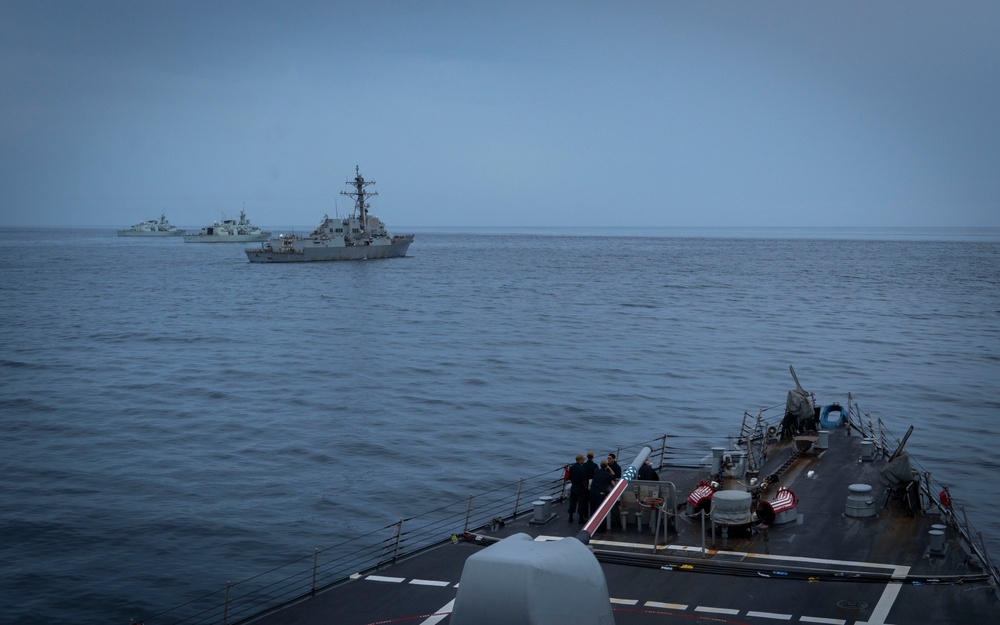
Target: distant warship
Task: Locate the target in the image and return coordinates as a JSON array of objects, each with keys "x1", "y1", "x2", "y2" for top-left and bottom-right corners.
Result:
[
  {"x1": 245, "y1": 167, "x2": 413, "y2": 263},
  {"x1": 183, "y1": 209, "x2": 270, "y2": 243},
  {"x1": 117, "y1": 213, "x2": 185, "y2": 236}
]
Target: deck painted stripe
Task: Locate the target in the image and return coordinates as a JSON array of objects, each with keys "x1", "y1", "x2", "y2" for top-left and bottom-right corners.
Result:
[
  {"x1": 644, "y1": 601, "x2": 688, "y2": 610},
  {"x1": 857, "y1": 565, "x2": 910, "y2": 625},
  {"x1": 366, "y1": 575, "x2": 405, "y2": 583},
  {"x1": 663, "y1": 544, "x2": 899, "y2": 570},
  {"x1": 409, "y1": 579, "x2": 451, "y2": 587},
  {"x1": 419, "y1": 599, "x2": 454, "y2": 625},
  {"x1": 694, "y1": 606, "x2": 739, "y2": 615},
  {"x1": 746, "y1": 611, "x2": 792, "y2": 620},
  {"x1": 610, "y1": 598, "x2": 638, "y2": 605},
  {"x1": 799, "y1": 617, "x2": 846, "y2": 625},
  {"x1": 599, "y1": 539, "x2": 902, "y2": 572},
  {"x1": 587, "y1": 538, "x2": 656, "y2": 549}
]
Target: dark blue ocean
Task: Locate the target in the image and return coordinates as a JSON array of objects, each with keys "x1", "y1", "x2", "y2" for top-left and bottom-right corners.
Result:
[{"x1": 2, "y1": 227, "x2": 999, "y2": 625}]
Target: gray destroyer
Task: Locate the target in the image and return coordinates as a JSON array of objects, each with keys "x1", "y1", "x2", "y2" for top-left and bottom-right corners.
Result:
[
  {"x1": 183, "y1": 209, "x2": 270, "y2": 243},
  {"x1": 245, "y1": 167, "x2": 413, "y2": 263}
]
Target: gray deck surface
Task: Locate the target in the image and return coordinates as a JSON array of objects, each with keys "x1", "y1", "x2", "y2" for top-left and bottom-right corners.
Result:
[{"x1": 247, "y1": 425, "x2": 999, "y2": 625}]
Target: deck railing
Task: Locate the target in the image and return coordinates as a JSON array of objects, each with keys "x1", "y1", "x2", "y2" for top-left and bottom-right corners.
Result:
[
  {"x1": 844, "y1": 395, "x2": 1000, "y2": 586},
  {"x1": 132, "y1": 437, "x2": 671, "y2": 625}
]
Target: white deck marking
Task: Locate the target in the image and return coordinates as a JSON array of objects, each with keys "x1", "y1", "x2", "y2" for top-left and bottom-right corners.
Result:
[
  {"x1": 610, "y1": 598, "x2": 638, "y2": 605},
  {"x1": 519, "y1": 538, "x2": 911, "y2": 625},
  {"x1": 365, "y1": 575, "x2": 405, "y2": 583},
  {"x1": 856, "y1": 565, "x2": 909, "y2": 625},
  {"x1": 409, "y1": 578, "x2": 451, "y2": 587},
  {"x1": 419, "y1": 599, "x2": 454, "y2": 625},
  {"x1": 595, "y1": 538, "x2": 902, "y2": 573},
  {"x1": 662, "y1": 544, "x2": 900, "y2": 570},
  {"x1": 694, "y1": 606, "x2": 739, "y2": 615},
  {"x1": 644, "y1": 600, "x2": 688, "y2": 610},
  {"x1": 746, "y1": 610, "x2": 792, "y2": 620},
  {"x1": 589, "y1": 538, "x2": 656, "y2": 549}
]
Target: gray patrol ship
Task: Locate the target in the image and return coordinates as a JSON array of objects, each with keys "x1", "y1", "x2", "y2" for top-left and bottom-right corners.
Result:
[
  {"x1": 117, "y1": 213, "x2": 185, "y2": 236},
  {"x1": 245, "y1": 167, "x2": 413, "y2": 263},
  {"x1": 134, "y1": 367, "x2": 1000, "y2": 624},
  {"x1": 183, "y1": 209, "x2": 270, "y2": 243}
]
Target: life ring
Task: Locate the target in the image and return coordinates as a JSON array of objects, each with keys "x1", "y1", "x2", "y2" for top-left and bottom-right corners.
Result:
[
  {"x1": 819, "y1": 403, "x2": 847, "y2": 428},
  {"x1": 939, "y1": 490, "x2": 951, "y2": 507}
]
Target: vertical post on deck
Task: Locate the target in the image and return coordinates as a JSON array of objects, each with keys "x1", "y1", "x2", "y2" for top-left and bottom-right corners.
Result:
[
  {"x1": 513, "y1": 477, "x2": 524, "y2": 518},
  {"x1": 223, "y1": 581, "x2": 231, "y2": 625},
  {"x1": 392, "y1": 518, "x2": 403, "y2": 563},
  {"x1": 311, "y1": 548, "x2": 319, "y2": 595},
  {"x1": 701, "y1": 510, "x2": 707, "y2": 557},
  {"x1": 463, "y1": 495, "x2": 473, "y2": 532}
]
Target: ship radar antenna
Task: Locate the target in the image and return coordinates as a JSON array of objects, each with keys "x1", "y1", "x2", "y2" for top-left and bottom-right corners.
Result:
[{"x1": 340, "y1": 165, "x2": 377, "y2": 231}]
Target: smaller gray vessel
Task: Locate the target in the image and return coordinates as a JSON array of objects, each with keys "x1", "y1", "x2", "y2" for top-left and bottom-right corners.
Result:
[
  {"x1": 117, "y1": 213, "x2": 185, "y2": 236},
  {"x1": 184, "y1": 209, "x2": 270, "y2": 243},
  {"x1": 245, "y1": 167, "x2": 413, "y2": 263}
]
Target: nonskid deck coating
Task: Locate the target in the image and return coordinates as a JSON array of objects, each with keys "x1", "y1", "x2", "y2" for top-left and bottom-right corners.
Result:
[{"x1": 246, "y1": 422, "x2": 1000, "y2": 625}]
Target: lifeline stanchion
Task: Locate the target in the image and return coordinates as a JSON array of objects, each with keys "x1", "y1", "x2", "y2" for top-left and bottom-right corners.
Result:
[
  {"x1": 701, "y1": 510, "x2": 706, "y2": 557},
  {"x1": 512, "y1": 477, "x2": 524, "y2": 518},
  {"x1": 463, "y1": 495, "x2": 473, "y2": 532},
  {"x1": 311, "y1": 548, "x2": 318, "y2": 595},
  {"x1": 223, "y1": 581, "x2": 231, "y2": 625},
  {"x1": 391, "y1": 518, "x2": 403, "y2": 563}
]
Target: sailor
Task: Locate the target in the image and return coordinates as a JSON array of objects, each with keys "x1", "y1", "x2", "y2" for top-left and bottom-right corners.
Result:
[
  {"x1": 637, "y1": 458, "x2": 659, "y2": 481},
  {"x1": 606, "y1": 454, "x2": 624, "y2": 523},
  {"x1": 566, "y1": 454, "x2": 588, "y2": 523},
  {"x1": 589, "y1": 460, "x2": 617, "y2": 528},
  {"x1": 607, "y1": 453, "x2": 623, "y2": 479}
]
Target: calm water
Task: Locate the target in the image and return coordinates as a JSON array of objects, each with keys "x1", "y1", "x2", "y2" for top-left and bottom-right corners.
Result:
[{"x1": 2, "y1": 227, "x2": 999, "y2": 625}]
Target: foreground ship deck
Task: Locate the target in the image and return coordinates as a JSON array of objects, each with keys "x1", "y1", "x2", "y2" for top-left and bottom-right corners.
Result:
[{"x1": 137, "y1": 374, "x2": 999, "y2": 625}]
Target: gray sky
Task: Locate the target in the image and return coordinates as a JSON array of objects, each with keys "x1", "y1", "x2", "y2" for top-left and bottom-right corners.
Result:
[{"x1": 2, "y1": 1, "x2": 998, "y2": 229}]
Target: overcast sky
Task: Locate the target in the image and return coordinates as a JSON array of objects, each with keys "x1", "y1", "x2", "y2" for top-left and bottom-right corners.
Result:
[{"x1": 2, "y1": 1, "x2": 998, "y2": 229}]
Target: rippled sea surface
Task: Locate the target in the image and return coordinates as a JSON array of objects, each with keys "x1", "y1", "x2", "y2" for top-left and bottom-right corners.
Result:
[{"x1": 2, "y1": 227, "x2": 999, "y2": 625}]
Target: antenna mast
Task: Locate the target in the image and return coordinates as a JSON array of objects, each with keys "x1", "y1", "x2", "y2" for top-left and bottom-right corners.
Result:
[{"x1": 340, "y1": 166, "x2": 377, "y2": 231}]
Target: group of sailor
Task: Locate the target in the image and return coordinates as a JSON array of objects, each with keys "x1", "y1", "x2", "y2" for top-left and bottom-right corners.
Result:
[{"x1": 565, "y1": 451, "x2": 658, "y2": 524}]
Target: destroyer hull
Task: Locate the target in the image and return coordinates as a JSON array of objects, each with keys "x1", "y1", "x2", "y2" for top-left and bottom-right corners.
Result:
[
  {"x1": 245, "y1": 239, "x2": 412, "y2": 263},
  {"x1": 117, "y1": 230, "x2": 186, "y2": 237}
]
